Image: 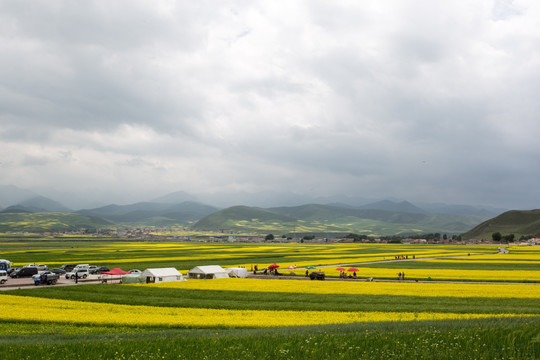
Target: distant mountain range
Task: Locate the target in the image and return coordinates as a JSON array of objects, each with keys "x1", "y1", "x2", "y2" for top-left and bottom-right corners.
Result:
[
  {"x1": 0, "y1": 185, "x2": 516, "y2": 234},
  {"x1": 76, "y1": 201, "x2": 218, "y2": 226},
  {"x1": 1, "y1": 185, "x2": 506, "y2": 215},
  {"x1": 3, "y1": 195, "x2": 72, "y2": 213}
]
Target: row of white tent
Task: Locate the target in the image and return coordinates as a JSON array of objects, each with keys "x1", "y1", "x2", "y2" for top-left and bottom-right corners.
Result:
[{"x1": 121, "y1": 265, "x2": 248, "y2": 284}]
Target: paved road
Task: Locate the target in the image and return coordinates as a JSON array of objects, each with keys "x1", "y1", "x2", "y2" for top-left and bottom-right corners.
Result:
[{"x1": 0, "y1": 274, "x2": 121, "y2": 291}]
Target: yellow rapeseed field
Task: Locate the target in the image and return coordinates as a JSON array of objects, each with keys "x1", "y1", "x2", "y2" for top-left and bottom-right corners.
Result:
[
  {"x1": 144, "y1": 278, "x2": 540, "y2": 299},
  {"x1": 318, "y1": 267, "x2": 540, "y2": 281},
  {"x1": 0, "y1": 294, "x2": 531, "y2": 328}
]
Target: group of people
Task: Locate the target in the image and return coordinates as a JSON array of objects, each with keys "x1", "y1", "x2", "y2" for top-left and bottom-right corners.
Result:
[
  {"x1": 251, "y1": 264, "x2": 284, "y2": 276},
  {"x1": 397, "y1": 272, "x2": 405, "y2": 280},
  {"x1": 265, "y1": 268, "x2": 281, "y2": 276},
  {"x1": 339, "y1": 271, "x2": 357, "y2": 279},
  {"x1": 394, "y1": 255, "x2": 415, "y2": 260}
]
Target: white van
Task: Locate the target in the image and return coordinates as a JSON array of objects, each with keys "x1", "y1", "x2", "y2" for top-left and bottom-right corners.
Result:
[
  {"x1": 73, "y1": 264, "x2": 90, "y2": 271},
  {"x1": 0, "y1": 270, "x2": 8, "y2": 284}
]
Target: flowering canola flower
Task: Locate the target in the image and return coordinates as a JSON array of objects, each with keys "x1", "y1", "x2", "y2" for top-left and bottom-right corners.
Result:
[
  {"x1": 318, "y1": 268, "x2": 540, "y2": 282},
  {"x1": 0, "y1": 294, "x2": 532, "y2": 328},
  {"x1": 144, "y1": 278, "x2": 540, "y2": 299}
]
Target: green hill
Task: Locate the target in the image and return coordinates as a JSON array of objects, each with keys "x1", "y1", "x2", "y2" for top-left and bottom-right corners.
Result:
[
  {"x1": 268, "y1": 204, "x2": 426, "y2": 223},
  {"x1": 192, "y1": 205, "x2": 297, "y2": 230},
  {"x1": 0, "y1": 212, "x2": 112, "y2": 233},
  {"x1": 462, "y1": 209, "x2": 540, "y2": 240},
  {"x1": 192, "y1": 204, "x2": 487, "y2": 236}
]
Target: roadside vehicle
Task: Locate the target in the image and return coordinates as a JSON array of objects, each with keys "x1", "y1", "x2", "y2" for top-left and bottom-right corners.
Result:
[
  {"x1": 0, "y1": 259, "x2": 11, "y2": 273},
  {"x1": 7, "y1": 267, "x2": 19, "y2": 275},
  {"x1": 36, "y1": 264, "x2": 49, "y2": 271},
  {"x1": 23, "y1": 264, "x2": 38, "y2": 268},
  {"x1": 60, "y1": 264, "x2": 77, "y2": 272},
  {"x1": 10, "y1": 267, "x2": 38, "y2": 278},
  {"x1": 0, "y1": 270, "x2": 8, "y2": 284},
  {"x1": 309, "y1": 271, "x2": 326, "y2": 280},
  {"x1": 88, "y1": 265, "x2": 99, "y2": 274},
  {"x1": 129, "y1": 269, "x2": 142, "y2": 274},
  {"x1": 50, "y1": 268, "x2": 66, "y2": 275},
  {"x1": 96, "y1": 266, "x2": 110, "y2": 274},
  {"x1": 65, "y1": 269, "x2": 89, "y2": 280},
  {"x1": 33, "y1": 271, "x2": 59, "y2": 285},
  {"x1": 73, "y1": 264, "x2": 90, "y2": 271}
]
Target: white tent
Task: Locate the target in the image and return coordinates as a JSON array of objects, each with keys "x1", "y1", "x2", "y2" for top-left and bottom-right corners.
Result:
[
  {"x1": 141, "y1": 268, "x2": 184, "y2": 283},
  {"x1": 227, "y1": 267, "x2": 248, "y2": 278},
  {"x1": 187, "y1": 265, "x2": 229, "y2": 279}
]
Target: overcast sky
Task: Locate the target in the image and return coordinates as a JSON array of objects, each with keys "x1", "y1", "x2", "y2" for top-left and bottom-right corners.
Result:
[{"x1": 1, "y1": 0, "x2": 540, "y2": 209}]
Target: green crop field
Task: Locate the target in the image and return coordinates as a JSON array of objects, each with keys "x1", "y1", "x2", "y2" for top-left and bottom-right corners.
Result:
[
  {"x1": 0, "y1": 212, "x2": 112, "y2": 232},
  {"x1": 1, "y1": 240, "x2": 501, "y2": 275},
  {"x1": 1, "y1": 239, "x2": 539, "y2": 359}
]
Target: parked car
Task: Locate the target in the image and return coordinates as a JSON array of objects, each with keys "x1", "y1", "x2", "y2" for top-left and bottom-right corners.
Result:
[
  {"x1": 10, "y1": 267, "x2": 38, "y2": 278},
  {"x1": 37, "y1": 264, "x2": 49, "y2": 271},
  {"x1": 72, "y1": 264, "x2": 90, "y2": 271},
  {"x1": 23, "y1": 264, "x2": 38, "y2": 268},
  {"x1": 88, "y1": 266, "x2": 99, "y2": 274},
  {"x1": 65, "y1": 269, "x2": 89, "y2": 280},
  {"x1": 50, "y1": 268, "x2": 66, "y2": 275},
  {"x1": 60, "y1": 264, "x2": 77, "y2": 272},
  {"x1": 129, "y1": 269, "x2": 142, "y2": 274},
  {"x1": 7, "y1": 267, "x2": 19, "y2": 275},
  {"x1": 95, "y1": 266, "x2": 110, "y2": 274},
  {"x1": 0, "y1": 270, "x2": 7, "y2": 284}
]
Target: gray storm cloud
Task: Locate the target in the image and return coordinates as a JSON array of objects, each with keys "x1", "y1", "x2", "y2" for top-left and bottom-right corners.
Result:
[{"x1": 1, "y1": 0, "x2": 540, "y2": 209}]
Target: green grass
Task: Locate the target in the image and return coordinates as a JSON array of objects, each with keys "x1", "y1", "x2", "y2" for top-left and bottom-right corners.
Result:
[{"x1": 1, "y1": 318, "x2": 538, "y2": 360}]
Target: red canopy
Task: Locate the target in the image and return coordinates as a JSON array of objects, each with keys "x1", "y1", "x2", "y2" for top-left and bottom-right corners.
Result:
[
  {"x1": 101, "y1": 268, "x2": 130, "y2": 275},
  {"x1": 268, "y1": 264, "x2": 280, "y2": 269}
]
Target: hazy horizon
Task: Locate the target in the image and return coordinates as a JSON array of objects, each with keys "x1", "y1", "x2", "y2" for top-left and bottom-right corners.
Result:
[{"x1": 0, "y1": 184, "x2": 512, "y2": 216}]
